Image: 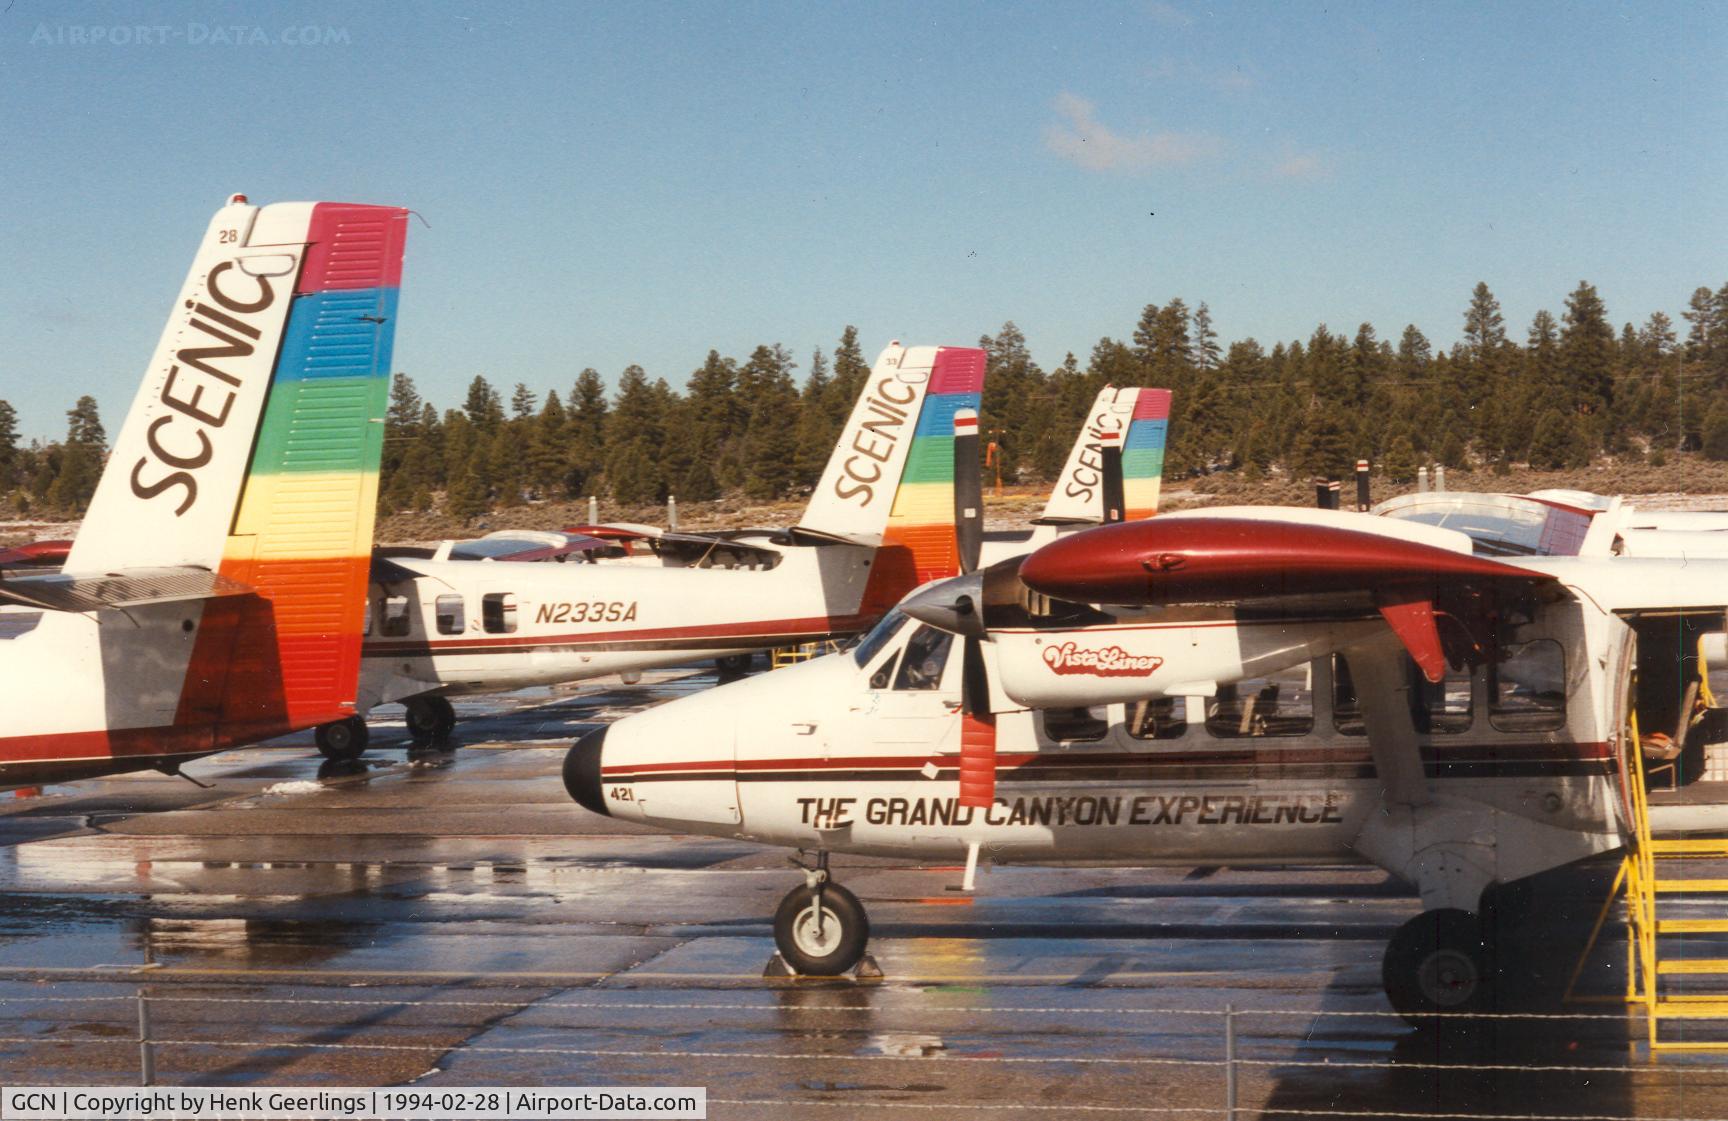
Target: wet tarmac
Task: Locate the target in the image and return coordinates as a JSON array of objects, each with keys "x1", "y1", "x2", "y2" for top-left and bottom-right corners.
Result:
[{"x1": 2, "y1": 667, "x2": 1727, "y2": 1119}]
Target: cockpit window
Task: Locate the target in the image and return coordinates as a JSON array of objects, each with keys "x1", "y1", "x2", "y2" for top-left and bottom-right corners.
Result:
[
  {"x1": 852, "y1": 609, "x2": 910, "y2": 668},
  {"x1": 893, "y1": 626, "x2": 954, "y2": 691}
]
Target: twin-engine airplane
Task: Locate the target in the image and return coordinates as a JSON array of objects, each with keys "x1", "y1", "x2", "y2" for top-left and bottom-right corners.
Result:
[
  {"x1": 331, "y1": 344, "x2": 986, "y2": 756},
  {"x1": 568, "y1": 481, "x2": 1727, "y2": 1019},
  {"x1": 0, "y1": 196, "x2": 409, "y2": 788}
]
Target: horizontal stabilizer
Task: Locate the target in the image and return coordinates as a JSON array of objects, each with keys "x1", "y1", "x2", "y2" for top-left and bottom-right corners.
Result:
[{"x1": 0, "y1": 566, "x2": 253, "y2": 613}]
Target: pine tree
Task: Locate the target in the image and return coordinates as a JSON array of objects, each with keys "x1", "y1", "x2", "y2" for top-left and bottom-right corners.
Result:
[
  {"x1": 1561, "y1": 281, "x2": 1616, "y2": 411},
  {"x1": 527, "y1": 390, "x2": 568, "y2": 498},
  {"x1": 1703, "y1": 401, "x2": 1728, "y2": 461},
  {"x1": 463, "y1": 376, "x2": 505, "y2": 430},
  {"x1": 740, "y1": 344, "x2": 801, "y2": 499},
  {"x1": 567, "y1": 368, "x2": 609, "y2": 497},
  {"x1": 1192, "y1": 303, "x2": 1221, "y2": 371},
  {"x1": 980, "y1": 322, "x2": 1046, "y2": 482},
  {"x1": 605, "y1": 365, "x2": 666, "y2": 504},
  {"x1": 1462, "y1": 282, "x2": 1507, "y2": 353},
  {"x1": 47, "y1": 396, "x2": 105, "y2": 513},
  {"x1": 830, "y1": 327, "x2": 870, "y2": 416},
  {"x1": 0, "y1": 400, "x2": 16, "y2": 495},
  {"x1": 685, "y1": 350, "x2": 744, "y2": 492},
  {"x1": 510, "y1": 383, "x2": 537, "y2": 421},
  {"x1": 791, "y1": 347, "x2": 836, "y2": 488},
  {"x1": 1528, "y1": 409, "x2": 1573, "y2": 470}
]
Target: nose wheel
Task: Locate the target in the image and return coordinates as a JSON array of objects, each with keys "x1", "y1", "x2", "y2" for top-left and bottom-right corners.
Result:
[
  {"x1": 773, "y1": 857, "x2": 870, "y2": 976},
  {"x1": 1382, "y1": 908, "x2": 1496, "y2": 1022},
  {"x1": 404, "y1": 696, "x2": 457, "y2": 749}
]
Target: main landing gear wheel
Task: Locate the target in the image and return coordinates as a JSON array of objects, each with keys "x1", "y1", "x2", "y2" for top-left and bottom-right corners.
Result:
[
  {"x1": 314, "y1": 716, "x2": 369, "y2": 762},
  {"x1": 1382, "y1": 908, "x2": 1495, "y2": 1023},
  {"x1": 774, "y1": 881, "x2": 869, "y2": 976},
  {"x1": 404, "y1": 696, "x2": 457, "y2": 748},
  {"x1": 715, "y1": 653, "x2": 754, "y2": 682}
]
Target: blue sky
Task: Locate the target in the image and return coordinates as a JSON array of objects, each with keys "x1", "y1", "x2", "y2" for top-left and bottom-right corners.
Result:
[{"x1": 1, "y1": 1, "x2": 1722, "y2": 439}]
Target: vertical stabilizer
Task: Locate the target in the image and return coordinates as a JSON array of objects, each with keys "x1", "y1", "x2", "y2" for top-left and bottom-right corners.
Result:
[
  {"x1": 796, "y1": 343, "x2": 934, "y2": 546},
  {"x1": 1037, "y1": 386, "x2": 1139, "y2": 525},
  {"x1": 171, "y1": 201, "x2": 409, "y2": 739},
  {"x1": 69, "y1": 201, "x2": 306, "y2": 571},
  {"x1": 856, "y1": 346, "x2": 986, "y2": 614},
  {"x1": 1122, "y1": 388, "x2": 1171, "y2": 520}
]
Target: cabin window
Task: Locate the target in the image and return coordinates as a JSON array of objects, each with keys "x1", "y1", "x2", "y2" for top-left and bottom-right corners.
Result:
[
  {"x1": 1207, "y1": 664, "x2": 1314, "y2": 738},
  {"x1": 1127, "y1": 696, "x2": 1187, "y2": 740},
  {"x1": 381, "y1": 594, "x2": 412, "y2": 637},
  {"x1": 893, "y1": 626, "x2": 954, "y2": 691},
  {"x1": 482, "y1": 593, "x2": 517, "y2": 635},
  {"x1": 1043, "y1": 705, "x2": 1109, "y2": 743},
  {"x1": 1332, "y1": 655, "x2": 1364, "y2": 736},
  {"x1": 435, "y1": 594, "x2": 465, "y2": 635},
  {"x1": 1490, "y1": 640, "x2": 1566, "y2": 732},
  {"x1": 1412, "y1": 661, "x2": 1473, "y2": 734}
]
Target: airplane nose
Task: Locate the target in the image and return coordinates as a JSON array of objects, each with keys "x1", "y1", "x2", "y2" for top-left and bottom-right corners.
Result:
[{"x1": 564, "y1": 727, "x2": 610, "y2": 816}]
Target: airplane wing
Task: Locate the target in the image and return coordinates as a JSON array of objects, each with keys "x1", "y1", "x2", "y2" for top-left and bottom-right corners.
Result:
[
  {"x1": 0, "y1": 566, "x2": 254, "y2": 613},
  {"x1": 1015, "y1": 508, "x2": 1557, "y2": 684}
]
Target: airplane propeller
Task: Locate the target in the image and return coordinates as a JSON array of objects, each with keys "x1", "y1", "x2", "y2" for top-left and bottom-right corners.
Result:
[
  {"x1": 949, "y1": 408, "x2": 997, "y2": 808},
  {"x1": 922, "y1": 415, "x2": 1135, "y2": 808}
]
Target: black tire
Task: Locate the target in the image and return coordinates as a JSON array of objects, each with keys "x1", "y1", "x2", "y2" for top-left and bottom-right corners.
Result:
[
  {"x1": 314, "y1": 717, "x2": 368, "y2": 761},
  {"x1": 774, "y1": 882, "x2": 869, "y2": 976},
  {"x1": 715, "y1": 653, "x2": 754, "y2": 681},
  {"x1": 1383, "y1": 908, "x2": 1495, "y2": 1022},
  {"x1": 405, "y1": 696, "x2": 457, "y2": 748}
]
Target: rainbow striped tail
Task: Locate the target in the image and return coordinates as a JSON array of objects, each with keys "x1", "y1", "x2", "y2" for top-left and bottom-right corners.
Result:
[
  {"x1": 176, "y1": 202, "x2": 409, "y2": 741},
  {"x1": 1122, "y1": 387, "x2": 1171, "y2": 520},
  {"x1": 857, "y1": 346, "x2": 986, "y2": 615}
]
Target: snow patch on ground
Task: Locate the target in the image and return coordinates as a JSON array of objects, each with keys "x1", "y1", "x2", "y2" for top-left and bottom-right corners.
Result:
[{"x1": 261, "y1": 780, "x2": 325, "y2": 796}]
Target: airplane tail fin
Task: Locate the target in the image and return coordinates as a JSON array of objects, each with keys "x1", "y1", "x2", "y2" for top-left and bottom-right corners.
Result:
[
  {"x1": 69, "y1": 198, "x2": 409, "y2": 738},
  {"x1": 1122, "y1": 388, "x2": 1171, "y2": 519},
  {"x1": 853, "y1": 346, "x2": 987, "y2": 615},
  {"x1": 1034, "y1": 386, "x2": 1172, "y2": 525}
]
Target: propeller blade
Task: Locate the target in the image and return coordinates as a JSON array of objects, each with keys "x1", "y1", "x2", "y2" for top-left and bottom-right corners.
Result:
[
  {"x1": 957, "y1": 634, "x2": 997, "y2": 808},
  {"x1": 1100, "y1": 427, "x2": 1125, "y2": 525},
  {"x1": 954, "y1": 408, "x2": 982, "y2": 575}
]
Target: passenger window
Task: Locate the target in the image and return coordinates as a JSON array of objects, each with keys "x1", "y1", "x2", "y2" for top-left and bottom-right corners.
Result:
[
  {"x1": 1207, "y1": 664, "x2": 1314, "y2": 738},
  {"x1": 482, "y1": 593, "x2": 517, "y2": 634},
  {"x1": 1043, "y1": 706, "x2": 1109, "y2": 743},
  {"x1": 1127, "y1": 696, "x2": 1187, "y2": 740},
  {"x1": 435, "y1": 594, "x2": 465, "y2": 635},
  {"x1": 1491, "y1": 640, "x2": 1565, "y2": 731},
  {"x1": 1412, "y1": 662, "x2": 1473, "y2": 734},
  {"x1": 892, "y1": 626, "x2": 954, "y2": 691},
  {"x1": 1333, "y1": 655, "x2": 1364, "y2": 736},
  {"x1": 381, "y1": 594, "x2": 411, "y2": 637}
]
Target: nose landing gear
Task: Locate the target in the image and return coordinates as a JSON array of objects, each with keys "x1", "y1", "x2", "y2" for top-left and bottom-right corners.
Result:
[
  {"x1": 771, "y1": 852, "x2": 872, "y2": 976},
  {"x1": 314, "y1": 716, "x2": 369, "y2": 761}
]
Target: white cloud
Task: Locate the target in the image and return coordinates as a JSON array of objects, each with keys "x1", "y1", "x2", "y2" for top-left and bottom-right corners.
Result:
[
  {"x1": 1271, "y1": 149, "x2": 1332, "y2": 181},
  {"x1": 1043, "y1": 92, "x2": 1225, "y2": 173}
]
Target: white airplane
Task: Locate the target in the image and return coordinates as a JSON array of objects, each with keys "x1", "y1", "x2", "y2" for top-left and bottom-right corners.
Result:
[
  {"x1": 326, "y1": 344, "x2": 986, "y2": 756},
  {"x1": 566, "y1": 488, "x2": 1728, "y2": 1019},
  {"x1": 0, "y1": 195, "x2": 409, "y2": 787}
]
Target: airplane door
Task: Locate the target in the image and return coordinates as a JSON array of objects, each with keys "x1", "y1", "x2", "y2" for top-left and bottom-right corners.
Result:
[
  {"x1": 859, "y1": 623, "x2": 962, "y2": 747},
  {"x1": 1601, "y1": 612, "x2": 1638, "y2": 832}
]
